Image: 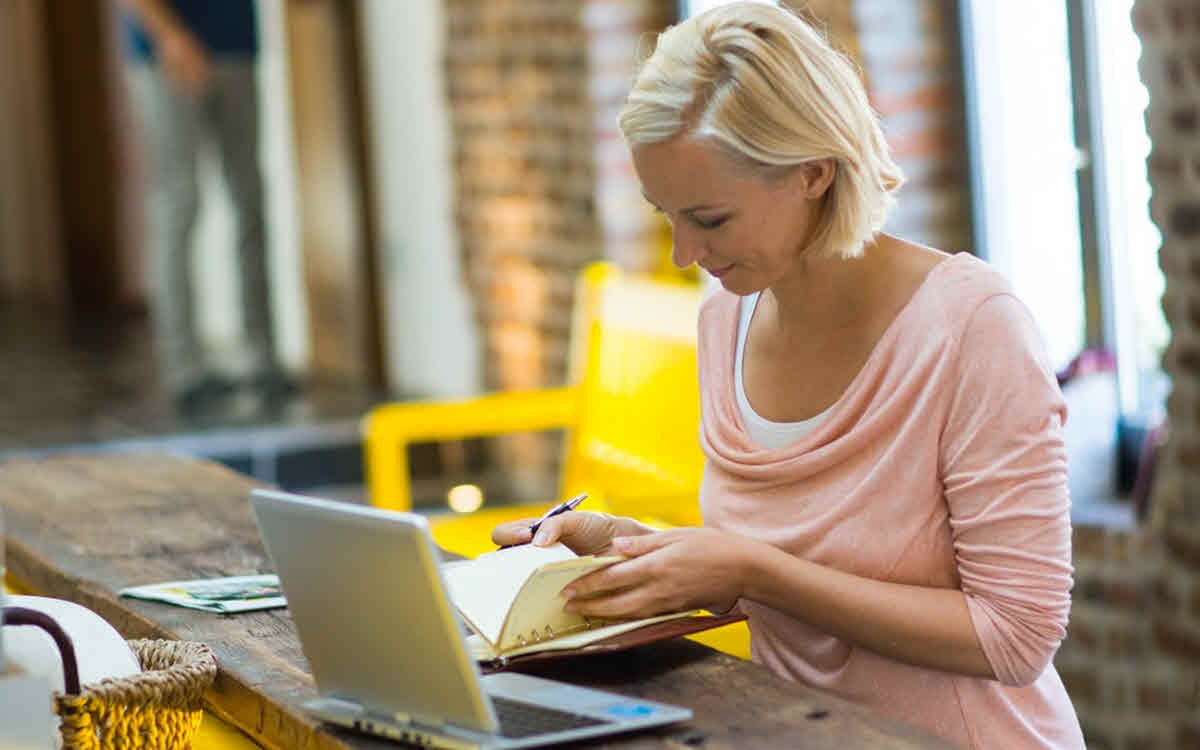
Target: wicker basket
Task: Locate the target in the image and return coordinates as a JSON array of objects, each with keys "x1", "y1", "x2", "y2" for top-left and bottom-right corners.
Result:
[{"x1": 5, "y1": 607, "x2": 217, "y2": 750}]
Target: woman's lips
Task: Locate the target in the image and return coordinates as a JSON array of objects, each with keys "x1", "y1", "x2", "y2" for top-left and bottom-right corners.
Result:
[{"x1": 707, "y1": 264, "x2": 734, "y2": 279}]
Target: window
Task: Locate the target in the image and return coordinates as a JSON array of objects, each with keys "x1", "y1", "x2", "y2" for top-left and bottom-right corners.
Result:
[{"x1": 962, "y1": 0, "x2": 1166, "y2": 501}]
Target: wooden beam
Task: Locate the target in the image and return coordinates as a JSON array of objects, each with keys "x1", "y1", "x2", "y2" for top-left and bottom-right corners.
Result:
[{"x1": 283, "y1": 0, "x2": 382, "y2": 387}]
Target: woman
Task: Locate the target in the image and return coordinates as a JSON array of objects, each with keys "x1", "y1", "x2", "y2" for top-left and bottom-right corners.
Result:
[{"x1": 493, "y1": 3, "x2": 1084, "y2": 747}]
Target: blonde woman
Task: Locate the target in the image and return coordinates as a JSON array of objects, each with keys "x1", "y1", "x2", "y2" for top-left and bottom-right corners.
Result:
[{"x1": 494, "y1": 3, "x2": 1083, "y2": 746}]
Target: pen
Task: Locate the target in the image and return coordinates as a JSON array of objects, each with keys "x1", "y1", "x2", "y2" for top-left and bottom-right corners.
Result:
[{"x1": 498, "y1": 493, "x2": 587, "y2": 550}]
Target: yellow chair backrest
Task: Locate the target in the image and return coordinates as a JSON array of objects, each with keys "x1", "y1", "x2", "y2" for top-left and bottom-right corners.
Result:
[
  {"x1": 362, "y1": 262, "x2": 705, "y2": 525},
  {"x1": 560, "y1": 264, "x2": 705, "y2": 525}
]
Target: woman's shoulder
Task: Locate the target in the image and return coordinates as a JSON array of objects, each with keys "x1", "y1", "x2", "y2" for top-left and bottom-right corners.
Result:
[{"x1": 915, "y1": 250, "x2": 1022, "y2": 328}]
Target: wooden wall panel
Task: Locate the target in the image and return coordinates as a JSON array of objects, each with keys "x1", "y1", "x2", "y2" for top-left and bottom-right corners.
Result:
[
  {"x1": 284, "y1": 0, "x2": 381, "y2": 386},
  {"x1": 0, "y1": 0, "x2": 63, "y2": 303},
  {"x1": 42, "y1": 0, "x2": 127, "y2": 313}
]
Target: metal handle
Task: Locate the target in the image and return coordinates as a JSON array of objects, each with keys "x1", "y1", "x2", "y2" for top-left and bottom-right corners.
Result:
[{"x1": 3, "y1": 606, "x2": 80, "y2": 694}]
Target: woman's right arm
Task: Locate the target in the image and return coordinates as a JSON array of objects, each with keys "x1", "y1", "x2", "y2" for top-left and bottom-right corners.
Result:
[{"x1": 491, "y1": 511, "x2": 656, "y2": 556}]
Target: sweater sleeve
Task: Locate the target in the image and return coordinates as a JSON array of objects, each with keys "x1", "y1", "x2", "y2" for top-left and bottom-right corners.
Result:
[{"x1": 940, "y1": 294, "x2": 1074, "y2": 687}]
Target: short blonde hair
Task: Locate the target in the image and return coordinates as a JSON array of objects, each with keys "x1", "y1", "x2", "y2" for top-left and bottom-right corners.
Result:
[{"x1": 618, "y1": 2, "x2": 903, "y2": 259}]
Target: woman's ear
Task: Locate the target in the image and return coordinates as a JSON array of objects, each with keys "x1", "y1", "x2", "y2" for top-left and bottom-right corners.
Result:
[{"x1": 800, "y1": 158, "x2": 836, "y2": 199}]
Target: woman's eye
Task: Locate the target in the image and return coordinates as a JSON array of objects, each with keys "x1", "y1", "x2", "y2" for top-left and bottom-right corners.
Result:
[{"x1": 694, "y1": 216, "x2": 727, "y2": 229}]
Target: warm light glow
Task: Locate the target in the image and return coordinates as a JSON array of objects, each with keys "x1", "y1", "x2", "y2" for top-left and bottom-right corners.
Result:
[{"x1": 447, "y1": 484, "x2": 484, "y2": 513}]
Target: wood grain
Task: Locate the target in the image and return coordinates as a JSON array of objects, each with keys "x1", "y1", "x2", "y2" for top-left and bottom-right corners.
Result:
[{"x1": 1, "y1": 454, "x2": 949, "y2": 749}]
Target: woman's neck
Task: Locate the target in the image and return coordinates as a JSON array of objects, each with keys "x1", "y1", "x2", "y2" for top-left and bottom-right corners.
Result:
[{"x1": 761, "y1": 237, "x2": 888, "y2": 341}]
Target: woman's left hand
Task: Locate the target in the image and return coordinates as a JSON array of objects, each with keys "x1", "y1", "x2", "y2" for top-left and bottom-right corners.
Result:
[{"x1": 560, "y1": 527, "x2": 752, "y2": 618}]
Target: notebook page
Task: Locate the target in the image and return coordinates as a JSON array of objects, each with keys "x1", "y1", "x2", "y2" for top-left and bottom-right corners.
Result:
[
  {"x1": 442, "y1": 543, "x2": 576, "y2": 644},
  {"x1": 495, "y1": 556, "x2": 623, "y2": 652}
]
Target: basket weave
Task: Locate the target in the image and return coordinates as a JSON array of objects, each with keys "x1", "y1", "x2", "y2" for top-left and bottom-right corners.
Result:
[{"x1": 54, "y1": 639, "x2": 217, "y2": 750}]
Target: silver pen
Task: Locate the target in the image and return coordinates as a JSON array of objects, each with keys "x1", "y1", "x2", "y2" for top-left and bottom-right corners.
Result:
[{"x1": 498, "y1": 493, "x2": 587, "y2": 549}]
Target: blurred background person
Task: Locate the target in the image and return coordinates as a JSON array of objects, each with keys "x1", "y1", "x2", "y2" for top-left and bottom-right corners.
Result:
[{"x1": 120, "y1": 0, "x2": 295, "y2": 414}]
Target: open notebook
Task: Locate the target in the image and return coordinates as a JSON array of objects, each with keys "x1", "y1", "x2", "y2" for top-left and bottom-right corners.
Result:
[{"x1": 443, "y1": 543, "x2": 697, "y2": 662}]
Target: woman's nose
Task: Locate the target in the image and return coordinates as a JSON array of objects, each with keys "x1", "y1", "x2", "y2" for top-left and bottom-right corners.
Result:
[{"x1": 671, "y1": 224, "x2": 704, "y2": 269}]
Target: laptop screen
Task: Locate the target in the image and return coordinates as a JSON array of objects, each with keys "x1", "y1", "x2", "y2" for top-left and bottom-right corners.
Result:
[{"x1": 250, "y1": 489, "x2": 498, "y2": 732}]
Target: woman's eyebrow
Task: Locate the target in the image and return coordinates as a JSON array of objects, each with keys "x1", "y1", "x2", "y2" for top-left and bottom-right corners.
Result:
[{"x1": 640, "y1": 194, "x2": 724, "y2": 214}]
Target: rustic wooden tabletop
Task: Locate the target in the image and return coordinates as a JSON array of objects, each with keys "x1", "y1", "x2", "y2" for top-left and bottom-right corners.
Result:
[{"x1": 1, "y1": 454, "x2": 950, "y2": 749}]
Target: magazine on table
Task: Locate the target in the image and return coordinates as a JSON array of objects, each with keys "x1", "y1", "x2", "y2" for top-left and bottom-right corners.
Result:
[{"x1": 119, "y1": 574, "x2": 286, "y2": 613}]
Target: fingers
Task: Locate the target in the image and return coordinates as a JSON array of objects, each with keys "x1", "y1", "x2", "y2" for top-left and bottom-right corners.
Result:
[
  {"x1": 488, "y1": 512, "x2": 588, "y2": 548},
  {"x1": 561, "y1": 556, "x2": 649, "y2": 602},
  {"x1": 610, "y1": 531, "x2": 671, "y2": 557},
  {"x1": 562, "y1": 563, "x2": 679, "y2": 620},
  {"x1": 491, "y1": 511, "x2": 628, "y2": 555},
  {"x1": 490, "y1": 518, "x2": 538, "y2": 546}
]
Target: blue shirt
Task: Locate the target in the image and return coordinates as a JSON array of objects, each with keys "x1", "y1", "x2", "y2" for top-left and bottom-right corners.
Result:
[{"x1": 124, "y1": 0, "x2": 258, "y2": 61}]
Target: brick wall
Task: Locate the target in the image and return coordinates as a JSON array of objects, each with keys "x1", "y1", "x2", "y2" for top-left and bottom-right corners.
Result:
[
  {"x1": 854, "y1": 0, "x2": 973, "y2": 252},
  {"x1": 1055, "y1": 523, "x2": 1196, "y2": 747},
  {"x1": 1052, "y1": 2, "x2": 1200, "y2": 748},
  {"x1": 444, "y1": 0, "x2": 664, "y2": 497},
  {"x1": 586, "y1": 0, "x2": 673, "y2": 274}
]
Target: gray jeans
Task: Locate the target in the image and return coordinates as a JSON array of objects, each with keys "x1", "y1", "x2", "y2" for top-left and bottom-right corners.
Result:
[{"x1": 126, "y1": 60, "x2": 276, "y2": 391}]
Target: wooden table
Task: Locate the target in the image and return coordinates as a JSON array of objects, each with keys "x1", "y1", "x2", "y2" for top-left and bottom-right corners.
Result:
[{"x1": 1, "y1": 454, "x2": 951, "y2": 749}]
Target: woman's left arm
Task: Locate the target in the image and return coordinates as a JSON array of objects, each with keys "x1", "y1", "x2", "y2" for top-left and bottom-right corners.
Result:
[
  {"x1": 562, "y1": 527, "x2": 996, "y2": 678},
  {"x1": 565, "y1": 294, "x2": 1073, "y2": 684}
]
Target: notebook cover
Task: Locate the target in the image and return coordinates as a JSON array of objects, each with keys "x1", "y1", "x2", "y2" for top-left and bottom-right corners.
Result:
[{"x1": 477, "y1": 610, "x2": 747, "y2": 673}]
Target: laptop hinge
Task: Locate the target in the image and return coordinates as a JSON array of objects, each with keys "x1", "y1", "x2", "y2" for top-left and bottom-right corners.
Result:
[{"x1": 369, "y1": 708, "x2": 446, "y2": 730}]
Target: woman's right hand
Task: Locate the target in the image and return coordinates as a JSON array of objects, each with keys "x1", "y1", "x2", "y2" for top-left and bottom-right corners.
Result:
[{"x1": 491, "y1": 511, "x2": 640, "y2": 556}]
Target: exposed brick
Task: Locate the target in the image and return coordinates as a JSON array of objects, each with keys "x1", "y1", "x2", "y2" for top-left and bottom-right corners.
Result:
[
  {"x1": 1106, "y1": 670, "x2": 1130, "y2": 710},
  {"x1": 1178, "y1": 720, "x2": 1200, "y2": 750},
  {"x1": 1164, "y1": 524, "x2": 1200, "y2": 567},
  {"x1": 1171, "y1": 107, "x2": 1198, "y2": 132},
  {"x1": 1169, "y1": 202, "x2": 1200, "y2": 237},
  {"x1": 1079, "y1": 718, "x2": 1117, "y2": 750},
  {"x1": 1125, "y1": 727, "x2": 1172, "y2": 750},
  {"x1": 1175, "y1": 433, "x2": 1200, "y2": 466},
  {"x1": 1179, "y1": 671, "x2": 1200, "y2": 710},
  {"x1": 1108, "y1": 622, "x2": 1149, "y2": 658},
  {"x1": 1131, "y1": 4, "x2": 1160, "y2": 36},
  {"x1": 1170, "y1": 345, "x2": 1200, "y2": 377},
  {"x1": 1057, "y1": 663, "x2": 1100, "y2": 704},
  {"x1": 1148, "y1": 152, "x2": 1184, "y2": 182},
  {"x1": 1152, "y1": 616, "x2": 1200, "y2": 663},
  {"x1": 1110, "y1": 534, "x2": 1129, "y2": 565},
  {"x1": 1074, "y1": 524, "x2": 1109, "y2": 562},
  {"x1": 1165, "y1": 54, "x2": 1184, "y2": 88},
  {"x1": 1074, "y1": 573, "x2": 1103, "y2": 602},
  {"x1": 1129, "y1": 0, "x2": 1200, "y2": 742},
  {"x1": 1160, "y1": 285, "x2": 1177, "y2": 315},
  {"x1": 1064, "y1": 614, "x2": 1101, "y2": 651},
  {"x1": 1152, "y1": 573, "x2": 1184, "y2": 610},
  {"x1": 1165, "y1": 5, "x2": 1182, "y2": 30},
  {"x1": 1136, "y1": 675, "x2": 1171, "y2": 711}
]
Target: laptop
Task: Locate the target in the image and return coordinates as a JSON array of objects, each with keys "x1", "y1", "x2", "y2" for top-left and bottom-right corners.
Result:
[{"x1": 250, "y1": 488, "x2": 693, "y2": 749}]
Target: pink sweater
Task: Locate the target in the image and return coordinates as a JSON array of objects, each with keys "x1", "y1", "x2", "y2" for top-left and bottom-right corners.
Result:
[{"x1": 698, "y1": 253, "x2": 1084, "y2": 748}]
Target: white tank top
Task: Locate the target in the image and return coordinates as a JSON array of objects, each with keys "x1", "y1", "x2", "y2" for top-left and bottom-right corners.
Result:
[{"x1": 735, "y1": 292, "x2": 831, "y2": 450}]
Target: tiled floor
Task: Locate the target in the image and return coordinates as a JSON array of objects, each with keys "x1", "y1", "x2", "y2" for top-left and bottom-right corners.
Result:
[{"x1": 0, "y1": 299, "x2": 383, "y2": 494}]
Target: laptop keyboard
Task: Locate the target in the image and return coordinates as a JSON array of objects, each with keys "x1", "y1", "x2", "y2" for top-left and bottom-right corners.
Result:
[{"x1": 491, "y1": 696, "x2": 612, "y2": 739}]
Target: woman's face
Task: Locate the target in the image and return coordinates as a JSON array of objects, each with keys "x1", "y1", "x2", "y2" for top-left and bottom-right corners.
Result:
[{"x1": 631, "y1": 135, "x2": 831, "y2": 295}]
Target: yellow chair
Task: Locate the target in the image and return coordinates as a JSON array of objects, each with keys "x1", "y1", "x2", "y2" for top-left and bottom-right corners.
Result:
[
  {"x1": 364, "y1": 262, "x2": 707, "y2": 533},
  {"x1": 363, "y1": 262, "x2": 750, "y2": 659}
]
